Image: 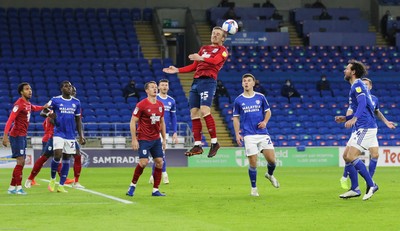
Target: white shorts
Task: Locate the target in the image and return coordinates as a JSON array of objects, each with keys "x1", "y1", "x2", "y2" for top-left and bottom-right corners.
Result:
[
  {"x1": 347, "y1": 128, "x2": 378, "y2": 152},
  {"x1": 53, "y1": 136, "x2": 77, "y2": 155},
  {"x1": 244, "y1": 134, "x2": 274, "y2": 156}
]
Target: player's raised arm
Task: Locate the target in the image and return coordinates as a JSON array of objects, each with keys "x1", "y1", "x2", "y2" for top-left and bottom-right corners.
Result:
[{"x1": 162, "y1": 66, "x2": 179, "y2": 74}]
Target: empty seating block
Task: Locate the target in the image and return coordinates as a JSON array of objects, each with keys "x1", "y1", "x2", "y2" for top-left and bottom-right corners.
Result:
[{"x1": 101, "y1": 137, "x2": 114, "y2": 148}]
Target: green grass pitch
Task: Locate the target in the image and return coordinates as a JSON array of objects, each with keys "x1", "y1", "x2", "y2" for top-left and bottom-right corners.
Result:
[{"x1": 1, "y1": 166, "x2": 399, "y2": 231}]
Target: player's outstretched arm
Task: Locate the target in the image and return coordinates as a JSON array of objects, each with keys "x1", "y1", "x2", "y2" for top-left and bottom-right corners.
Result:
[
  {"x1": 375, "y1": 110, "x2": 396, "y2": 129},
  {"x1": 162, "y1": 66, "x2": 179, "y2": 74},
  {"x1": 188, "y1": 53, "x2": 203, "y2": 61}
]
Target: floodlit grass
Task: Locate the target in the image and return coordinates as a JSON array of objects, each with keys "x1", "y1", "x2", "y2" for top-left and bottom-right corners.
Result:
[{"x1": 1, "y1": 166, "x2": 399, "y2": 231}]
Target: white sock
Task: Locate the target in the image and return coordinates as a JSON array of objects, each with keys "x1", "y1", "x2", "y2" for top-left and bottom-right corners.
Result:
[
  {"x1": 152, "y1": 188, "x2": 159, "y2": 193},
  {"x1": 8, "y1": 185, "x2": 16, "y2": 191},
  {"x1": 194, "y1": 141, "x2": 202, "y2": 146},
  {"x1": 130, "y1": 183, "x2": 136, "y2": 187},
  {"x1": 211, "y1": 138, "x2": 218, "y2": 144}
]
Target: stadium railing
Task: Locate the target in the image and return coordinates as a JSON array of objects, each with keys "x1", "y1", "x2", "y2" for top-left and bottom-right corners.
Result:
[{"x1": 0, "y1": 122, "x2": 193, "y2": 148}]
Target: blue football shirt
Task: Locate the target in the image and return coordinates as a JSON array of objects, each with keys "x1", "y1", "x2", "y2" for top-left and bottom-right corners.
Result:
[
  {"x1": 157, "y1": 94, "x2": 177, "y2": 134},
  {"x1": 233, "y1": 92, "x2": 270, "y2": 136},
  {"x1": 48, "y1": 95, "x2": 81, "y2": 139},
  {"x1": 348, "y1": 79, "x2": 377, "y2": 129}
]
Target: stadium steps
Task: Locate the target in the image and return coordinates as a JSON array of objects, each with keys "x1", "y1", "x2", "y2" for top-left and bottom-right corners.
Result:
[
  {"x1": 179, "y1": 73, "x2": 235, "y2": 147},
  {"x1": 197, "y1": 22, "x2": 211, "y2": 46},
  {"x1": 285, "y1": 22, "x2": 304, "y2": 46},
  {"x1": 134, "y1": 22, "x2": 162, "y2": 59},
  {"x1": 369, "y1": 24, "x2": 389, "y2": 46}
]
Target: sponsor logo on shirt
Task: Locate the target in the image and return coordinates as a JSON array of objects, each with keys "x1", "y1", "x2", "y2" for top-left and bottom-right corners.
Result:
[{"x1": 150, "y1": 113, "x2": 161, "y2": 124}]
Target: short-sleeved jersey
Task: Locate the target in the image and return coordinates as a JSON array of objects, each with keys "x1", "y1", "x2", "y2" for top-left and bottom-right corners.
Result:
[
  {"x1": 42, "y1": 117, "x2": 54, "y2": 142},
  {"x1": 348, "y1": 79, "x2": 377, "y2": 129},
  {"x1": 233, "y1": 92, "x2": 271, "y2": 136},
  {"x1": 7, "y1": 98, "x2": 43, "y2": 137},
  {"x1": 48, "y1": 95, "x2": 81, "y2": 139},
  {"x1": 133, "y1": 98, "x2": 165, "y2": 141},
  {"x1": 194, "y1": 45, "x2": 228, "y2": 79},
  {"x1": 157, "y1": 94, "x2": 177, "y2": 133}
]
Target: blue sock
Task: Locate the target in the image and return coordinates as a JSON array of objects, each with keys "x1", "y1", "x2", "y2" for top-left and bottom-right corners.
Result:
[
  {"x1": 162, "y1": 155, "x2": 167, "y2": 172},
  {"x1": 346, "y1": 162, "x2": 358, "y2": 190},
  {"x1": 248, "y1": 167, "x2": 257, "y2": 188},
  {"x1": 352, "y1": 158, "x2": 374, "y2": 187},
  {"x1": 343, "y1": 164, "x2": 350, "y2": 178},
  {"x1": 59, "y1": 159, "x2": 70, "y2": 185},
  {"x1": 51, "y1": 159, "x2": 60, "y2": 179},
  {"x1": 369, "y1": 158, "x2": 378, "y2": 178},
  {"x1": 267, "y1": 162, "x2": 276, "y2": 176}
]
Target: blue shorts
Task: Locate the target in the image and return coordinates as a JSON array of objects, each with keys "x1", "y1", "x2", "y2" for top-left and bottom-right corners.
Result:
[
  {"x1": 9, "y1": 136, "x2": 27, "y2": 158},
  {"x1": 138, "y1": 139, "x2": 163, "y2": 159},
  {"x1": 42, "y1": 138, "x2": 54, "y2": 157},
  {"x1": 189, "y1": 77, "x2": 217, "y2": 109}
]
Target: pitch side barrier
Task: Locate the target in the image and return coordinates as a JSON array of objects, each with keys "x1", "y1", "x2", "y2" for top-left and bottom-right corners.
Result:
[{"x1": 2, "y1": 147, "x2": 399, "y2": 168}]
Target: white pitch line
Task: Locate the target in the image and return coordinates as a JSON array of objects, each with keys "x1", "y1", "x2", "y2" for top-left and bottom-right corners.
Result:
[
  {"x1": 40, "y1": 179, "x2": 134, "y2": 204},
  {"x1": 0, "y1": 202, "x2": 111, "y2": 206}
]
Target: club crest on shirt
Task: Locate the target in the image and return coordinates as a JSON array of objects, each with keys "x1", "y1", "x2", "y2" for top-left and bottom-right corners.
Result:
[
  {"x1": 212, "y1": 48, "x2": 219, "y2": 53},
  {"x1": 256, "y1": 100, "x2": 260, "y2": 104},
  {"x1": 355, "y1": 87, "x2": 362, "y2": 93},
  {"x1": 168, "y1": 102, "x2": 171, "y2": 105},
  {"x1": 12, "y1": 105, "x2": 19, "y2": 112},
  {"x1": 72, "y1": 103, "x2": 76, "y2": 108}
]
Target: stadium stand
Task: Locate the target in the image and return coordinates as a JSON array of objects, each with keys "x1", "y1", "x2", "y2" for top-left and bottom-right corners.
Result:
[
  {"x1": 0, "y1": 8, "x2": 190, "y2": 139},
  {"x1": 0, "y1": 6, "x2": 398, "y2": 147}
]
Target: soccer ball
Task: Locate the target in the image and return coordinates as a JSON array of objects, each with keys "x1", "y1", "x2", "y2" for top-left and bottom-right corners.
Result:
[{"x1": 222, "y1": 19, "x2": 238, "y2": 35}]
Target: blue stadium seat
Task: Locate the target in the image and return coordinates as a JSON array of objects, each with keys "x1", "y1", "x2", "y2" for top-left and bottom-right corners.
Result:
[{"x1": 142, "y1": 8, "x2": 152, "y2": 21}]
